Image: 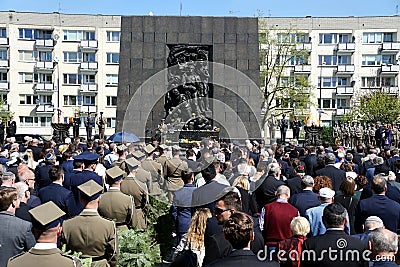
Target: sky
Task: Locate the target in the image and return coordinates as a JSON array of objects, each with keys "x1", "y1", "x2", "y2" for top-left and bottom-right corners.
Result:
[{"x1": 1, "y1": 0, "x2": 400, "y2": 17}]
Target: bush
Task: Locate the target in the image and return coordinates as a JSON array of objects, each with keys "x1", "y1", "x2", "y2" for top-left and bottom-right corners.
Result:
[{"x1": 320, "y1": 126, "x2": 334, "y2": 145}]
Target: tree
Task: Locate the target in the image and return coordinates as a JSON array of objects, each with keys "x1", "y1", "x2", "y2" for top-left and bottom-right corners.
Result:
[
  {"x1": 259, "y1": 23, "x2": 315, "y2": 138},
  {"x1": 351, "y1": 91, "x2": 400, "y2": 123}
]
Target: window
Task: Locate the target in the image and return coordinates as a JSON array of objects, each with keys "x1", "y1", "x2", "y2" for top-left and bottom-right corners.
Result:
[
  {"x1": 19, "y1": 116, "x2": 52, "y2": 127},
  {"x1": 19, "y1": 73, "x2": 37, "y2": 83},
  {"x1": 337, "y1": 77, "x2": 350, "y2": 86},
  {"x1": 106, "y1": 96, "x2": 117, "y2": 106},
  {"x1": 83, "y1": 96, "x2": 95, "y2": 105},
  {"x1": 19, "y1": 28, "x2": 35, "y2": 40},
  {"x1": 63, "y1": 52, "x2": 82, "y2": 63},
  {"x1": 382, "y1": 55, "x2": 396, "y2": 65},
  {"x1": 106, "y1": 74, "x2": 118, "y2": 85},
  {"x1": 337, "y1": 55, "x2": 351, "y2": 65},
  {"x1": 106, "y1": 53, "x2": 119, "y2": 64},
  {"x1": 318, "y1": 99, "x2": 335, "y2": 109},
  {"x1": 107, "y1": 31, "x2": 120, "y2": 42},
  {"x1": 64, "y1": 95, "x2": 80, "y2": 106},
  {"x1": 38, "y1": 51, "x2": 52, "y2": 62},
  {"x1": 19, "y1": 95, "x2": 39, "y2": 105},
  {"x1": 0, "y1": 49, "x2": 7, "y2": 60},
  {"x1": 63, "y1": 30, "x2": 95, "y2": 41},
  {"x1": 318, "y1": 77, "x2": 337, "y2": 88},
  {"x1": 83, "y1": 52, "x2": 95, "y2": 62},
  {"x1": 319, "y1": 33, "x2": 338, "y2": 44},
  {"x1": 38, "y1": 74, "x2": 52, "y2": 84},
  {"x1": 362, "y1": 55, "x2": 382, "y2": 66},
  {"x1": 382, "y1": 77, "x2": 396, "y2": 87},
  {"x1": 0, "y1": 72, "x2": 7, "y2": 82},
  {"x1": 338, "y1": 34, "x2": 351, "y2": 43},
  {"x1": 19, "y1": 50, "x2": 36, "y2": 61},
  {"x1": 337, "y1": 99, "x2": 349, "y2": 108},
  {"x1": 35, "y1": 29, "x2": 52, "y2": 40},
  {"x1": 107, "y1": 118, "x2": 116, "y2": 128},
  {"x1": 63, "y1": 74, "x2": 81, "y2": 85},
  {"x1": 36, "y1": 95, "x2": 52, "y2": 105},
  {"x1": 82, "y1": 74, "x2": 95, "y2": 84},
  {"x1": 383, "y1": 33, "x2": 394, "y2": 42},
  {"x1": 0, "y1": 94, "x2": 7, "y2": 102},
  {"x1": 0, "y1": 28, "x2": 6, "y2": 38},
  {"x1": 362, "y1": 77, "x2": 381, "y2": 88},
  {"x1": 319, "y1": 55, "x2": 337, "y2": 65}
]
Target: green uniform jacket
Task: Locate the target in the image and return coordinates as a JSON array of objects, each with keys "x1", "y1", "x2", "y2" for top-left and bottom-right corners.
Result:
[
  {"x1": 61, "y1": 210, "x2": 118, "y2": 267},
  {"x1": 7, "y1": 248, "x2": 82, "y2": 267},
  {"x1": 164, "y1": 157, "x2": 188, "y2": 191},
  {"x1": 98, "y1": 188, "x2": 136, "y2": 230},
  {"x1": 141, "y1": 159, "x2": 164, "y2": 195}
]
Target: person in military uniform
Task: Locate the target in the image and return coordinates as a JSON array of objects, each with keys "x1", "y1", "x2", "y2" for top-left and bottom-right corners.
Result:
[
  {"x1": 163, "y1": 146, "x2": 188, "y2": 201},
  {"x1": 130, "y1": 150, "x2": 153, "y2": 195},
  {"x1": 0, "y1": 117, "x2": 5, "y2": 146},
  {"x1": 140, "y1": 144, "x2": 163, "y2": 196},
  {"x1": 111, "y1": 144, "x2": 128, "y2": 173},
  {"x1": 98, "y1": 166, "x2": 136, "y2": 231},
  {"x1": 290, "y1": 115, "x2": 302, "y2": 140},
  {"x1": 96, "y1": 112, "x2": 107, "y2": 140},
  {"x1": 84, "y1": 113, "x2": 94, "y2": 141},
  {"x1": 155, "y1": 144, "x2": 170, "y2": 169},
  {"x1": 7, "y1": 116, "x2": 17, "y2": 138},
  {"x1": 267, "y1": 114, "x2": 277, "y2": 140},
  {"x1": 120, "y1": 157, "x2": 149, "y2": 229},
  {"x1": 342, "y1": 123, "x2": 350, "y2": 147},
  {"x1": 354, "y1": 122, "x2": 363, "y2": 147},
  {"x1": 333, "y1": 123, "x2": 341, "y2": 146},
  {"x1": 72, "y1": 116, "x2": 81, "y2": 139},
  {"x1": 278, "y1": 114, "x2": 289, "y2": 143},
  {"x1": 8, "y1": 201, "x2": 82, "y2": 267},
  {"x1": 62, "y1": 180, "x2": 118, "y2": 267}
]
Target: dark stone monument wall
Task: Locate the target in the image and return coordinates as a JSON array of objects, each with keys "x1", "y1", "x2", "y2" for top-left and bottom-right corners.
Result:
[{"x1": 117, "y1": 16, "x2": 261, "y2": 139}]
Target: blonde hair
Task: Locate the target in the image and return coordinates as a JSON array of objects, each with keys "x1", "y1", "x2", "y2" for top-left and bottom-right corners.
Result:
[
  {"x1": 290, "y1": 216, "x2": 310, "y2": 236},
  {"x1": 233, "y1": 175, "x2": 250, "y2": 190},
  {"x1": 187, "y1": 208, "x2": 212, "y2": 250}
]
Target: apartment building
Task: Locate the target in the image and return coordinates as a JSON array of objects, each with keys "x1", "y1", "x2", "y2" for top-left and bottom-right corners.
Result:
[
  {"x1": 0, "y1": 11, "x2": 121, "y2": 137},
  {"x1": 260, "y1": 16, "x2": 400, "y2": 125}
]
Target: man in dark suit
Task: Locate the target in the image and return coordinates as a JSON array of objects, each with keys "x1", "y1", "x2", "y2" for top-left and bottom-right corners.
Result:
[
  {"x1": 278, "y1": 114, "x2": 289, "y2": 143},
  {"x1": 368, "y1": 228, "x2": 398, "y2": 267},
  {"x1": 290, "y1": 175, "x2": 320, "y2": 216},
  {"x1": 375, "y1": 122, "x2": 385, "y2": 149},
  {"x1": 206, "y1": 212, "x2": 278, "y2": 267},
  {"x1": 34, "y1": 152, "x2": 57, "y2": 191},
  {"x1": 0, "y1": 187, "x2": 36, "y2": 266},
  {"x1": 38, "y1": 165, "x2": 77, "y2": 221},
  {"x1": 0, "y1": 117, "x2": 5, "y2": 145},
  {"x1": 84, "y1": 113, "x2": 94, "y2": 141},
  {"x1": 355, "y1": 175, "x2": 400, "y2": 234},
  {"x1": 315, "y1": 153, "x2": 346, "y2": 191},
  {"x1": 291, "y1": 115, "x2": 302, "y2": 140},
  {"x1": 302, "y1": 203, "x2": 367, "y2": 267},
  {"x1": 7, "y1": 116, "x2": 16, "y2": 138},
  {"x1": 304, "y1": 146, "x2": 318, "y2": 176}
]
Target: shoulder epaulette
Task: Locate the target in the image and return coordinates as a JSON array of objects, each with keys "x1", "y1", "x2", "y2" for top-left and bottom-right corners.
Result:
[{"x1": 61, "y1": 253, "x2": 82, "y2": 267}]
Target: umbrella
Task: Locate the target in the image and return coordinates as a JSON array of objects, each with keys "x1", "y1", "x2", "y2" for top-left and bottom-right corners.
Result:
[{"x1": 107, "y1": 131, "x2": 140, "y2": 143}]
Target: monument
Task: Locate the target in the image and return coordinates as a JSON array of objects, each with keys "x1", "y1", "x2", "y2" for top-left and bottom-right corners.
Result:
[{"x1": 117, "y1": 16, "x2": 262, "y2": 142}]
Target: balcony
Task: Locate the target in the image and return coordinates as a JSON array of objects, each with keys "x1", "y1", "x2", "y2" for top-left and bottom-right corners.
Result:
[
  {"x1": 336, "y1": 108, "x2": 351, "y2": 116},
  {"x1": 293, "y1": 65, "x2": 311, "y2": 74},
  {"x1": 80, "y1": 83, "x2": 98, "y2": 94},
  {"x1": 80, "y1": 105, "x2": 97, "y2": 113},
  {"x1": 79, "y1": 62, "x2": 98, "y2": 74},
  {"x1": 335, "y1": 64, "x2": 355, "y2": 76},
  {"x1": 336, "y1": 86, "x2": 354, "y2": 95},
  {"x1": 35, "y1": 61, "x2": 54, "y2": 73},
  {"x1": 336, "y1": 42, "x2": 355, "y2": 53},
  {"x1": 35, "y1": 39, "x2": 54, "y2": 51},
  {"x1": 380, "y1": 42, "x2": 400, "y2": 54},
  {"x1": 79, "y1": 40, "x2": 98, "y2": 51},
  {"x1": 379, "y1": 64, "x2": 399, "y2": 75},
  {"x1": 0, "y1": 59, "x2": 8, "y2": 70},
  {"x1": 382, "y1": 86, "x2": 399, "y2": 95},
  {"x1": 36, "y1": 104, "x2": 54, "y2": 113},
  {"x1": 0, "y1": 37, "x2": 8, "y2": 47},
  {"x1": 34, "y1": 83, "x2": 55, "y2": 94},
  {"x1": 0, "y1": 82, "x2": 9, "y2": 91},
  {"x1": 296, "y1": 42, "x2": 312, "y2": 52}
]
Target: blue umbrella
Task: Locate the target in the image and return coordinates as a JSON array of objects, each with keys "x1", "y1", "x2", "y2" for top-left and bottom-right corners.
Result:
[{"x1": 107, "y1": 131, "x2": 140, "y2": 143}]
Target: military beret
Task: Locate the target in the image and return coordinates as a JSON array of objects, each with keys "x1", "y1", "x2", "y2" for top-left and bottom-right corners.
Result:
[
  {"x1": 106, "y1": 166, "x2": 125, "y2": 182},
  {"x1": 74, "y1": 151, "x2": 100, "y2": 162},
  {"x1": 131, "y1": 150, "x2": 145, "y2": 160},
  {"x1": 78, "y1": 180, "x2": 103, "y2": 201},
  {"x1": 29, "y1": 201, "x2": 65, "y2": 230},
  {"x1": 125, "y1": 157, "x2": 140, "y2": 169},
  {"x1": 143, "y1": 144, "x2": 155, "y2": 154}
]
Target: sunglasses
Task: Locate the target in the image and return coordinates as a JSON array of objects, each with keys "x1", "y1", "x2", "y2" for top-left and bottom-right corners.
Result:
[{"x1": 214, "y1": 207, "x2": 231, "y2": 214}]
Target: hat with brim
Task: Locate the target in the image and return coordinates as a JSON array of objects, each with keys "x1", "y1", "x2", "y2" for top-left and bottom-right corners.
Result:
[
  {"x1": 74, "y1": 151, "x2": 100, "y2": 164},
  {"x1": 116, "y1": 144, "x2": 127, "y2": 152},
  {"x1": 143, "y1": 144, "x2": 155, "y2": 154},
  {"x1": 29, "y1": 201, "x2": 65, "y2": 230},
  {"x1": 106, "y1": 166, "x2": 126, "y2": 183},
  {"x1": 78, "y1": 180, "x2": 103, "y2": 201},
  {"x1": 125, "y1": 157, "x2": 140, "y2": 169},
  {"x1": 131, "y1": 151, "x2": 145, "y2": 161},
  {"x1": 319, "y1": 187, "x2": 335, "y2": 199}
]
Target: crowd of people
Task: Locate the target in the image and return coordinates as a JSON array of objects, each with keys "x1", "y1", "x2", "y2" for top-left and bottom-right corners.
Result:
[{"x1": 0, "y1": 133, "x2": 400, "y2": 266}]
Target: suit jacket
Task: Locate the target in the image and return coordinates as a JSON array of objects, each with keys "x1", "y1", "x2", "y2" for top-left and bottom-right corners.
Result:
[
  {"x1": 286, "y1": 176, "x2": 302, "y2": 196},
  {"x1": 0, "y1": 211, "x2": 36, "y2": 267},
  {"x1": 302, "y1": 230, "x2": 367, "y2": 267},
  {"x1": 15, "y1": 202, "x2": 32, "y2": 222},
  {"x1": 315, "y1": 165, "x2": 346, "y2": 191},
  {"x1": 39, "y1": 183, "x2": 77, "y2": 220},
  {"x1": 34, "y1": 163, "x2": 54, "y2": 191},
  {"x1": 206, "y1": 249, "x2": 278, "y2": 267},
  {"x1": 304, "y1": 153, "x2": 318, "y2": 176},
  {"x1": 254, "y1": 175, "x2": 285, "y2": 211},
  {"x1": 7, "y1": 247, "x2": 82, "y2": 267},
  {"x1": 290, "y1": 190, "x2": 320, "y2": 217},
  {"x1": 98, "y1": 188, "x2": 136, "y2": 230},
  {"x1": 61, "y1": 210, "x2": 118, "y2": 267}
]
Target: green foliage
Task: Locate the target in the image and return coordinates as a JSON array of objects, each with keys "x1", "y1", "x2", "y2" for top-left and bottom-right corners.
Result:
[
  {"x1": 353, "y1": 92, "x2": 400, "y2": 123},
  {"x1": 118, "y1": 229, "x2": 161, "y2": 267},
  {"x1": 320, "y1": 126, "x2": 334, "y2": 145},
  {"x1": 61, "y1": 245, "x2": 93, "y2": 267}
]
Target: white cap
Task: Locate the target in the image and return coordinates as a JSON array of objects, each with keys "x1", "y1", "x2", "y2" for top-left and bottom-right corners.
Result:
[{"x1": 319, "y1": 187, "x2": 335, "y2": 199}]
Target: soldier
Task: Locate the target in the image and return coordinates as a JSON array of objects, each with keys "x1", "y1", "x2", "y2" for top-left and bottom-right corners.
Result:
[
  {"x1": 98, "y1": 166, "x2": 136, "y2": 231},
  {"x1": 278, "y1": 114, "x2": 289, "y2": 143},
  {"x1": 163, "y1": 146, "x2": 188, "y2": 201},
  {"x1": 342, "y1": 123, "x2": 350, "y2": 148},
  {"x1": 267, "y1": 114, "x2": 277, "y2": 140},
  {"x1": 0, "y1": 117, "x2": 5, "y2": 146},
  {"x1": 291, "y1": 115, "x2": 302, "y2": 140},
  {"x1": 111, "y1": 144, "x2": 128, "y2": 173},
  {"x1": 72, "y1": 116, "x2": 80, "y2": 139},
  {"x1": 333, "y1": 123, "x2": 341, "y2": 146},
  {"x1": 130, "y1": 150, "x2": 153, "y2": 194},
  {"x1": 62, "y1": 180, "x2": 118, "y2": 267},
  {"x1": 392, "y1": 124, "x2": 399, "y2": 147},
  {"x1": 96, "y1": 112, "x2": 107, "y2": 140},
  {"x1": 84, "y1": 113, "x2": 94, "y2": 141},
  {"x1": 369, "y1": 124, "x2": 376, "y2": 146},
  {"x1": 121, "y1": 157, "x2": 149, "y2": 229},
  {"x1": 363, "y1": 123, "x2": 370, "y2": 146},
  {"x1": 141, "y1": 144, "x2": 163, "y2": 196},
  {"x1": 355, "y1": 122, "x2": 363, "y2": 146},
  {"x1": 7, "y1": 116, "x2": 17, "y2": 138},
  {"x1": 155, "y1": 144, "x2": 170, "y2": 170},
  {"x1": 8, "y1": 202, "x2": 82, "y2": 267},
  {"x1": 158, "y1": 119, "x2": 168, "y2": 145}
]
